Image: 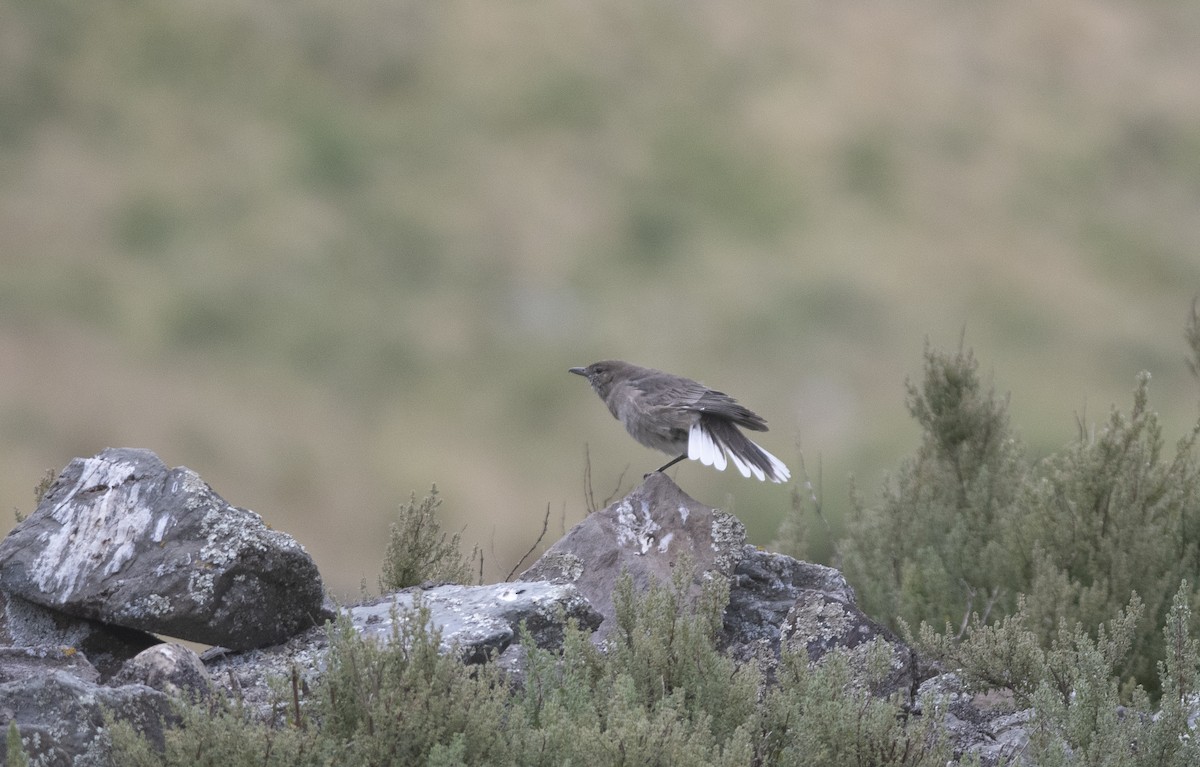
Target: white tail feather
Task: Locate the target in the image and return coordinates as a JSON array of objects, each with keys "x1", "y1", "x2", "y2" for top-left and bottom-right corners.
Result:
[
  {"x1": 687, "y1": 424, "x2": 790, "y2": 483},
  {"x1": 756, "y1": 441, "x2": 790, "y2": 483},
  {"x1": 688, "y1": 426, "x2": 703, "y2": 461},
  {"x1": 688, "y1": 423, "x2": 719, "y2": 467},
  {"x1": 728, "y1": 450, "x2": 753, "y2": 479}
]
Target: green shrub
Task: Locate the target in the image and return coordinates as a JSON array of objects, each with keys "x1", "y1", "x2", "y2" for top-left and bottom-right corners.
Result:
[
  {"x1": 112, "y1": 565, "x2": 948, "y2": 766},
  {"x1": 843, "y1": 336, "x2": 1200, "y2": 695},
  {"x1": 841, "y1": 343, "x2": 1026, "y2": 633},
  {"x1": 921, "y1": 581, "x2": 1200, "y2": 766},
  {"x1": 379, "y1": 485, "x2": 479, "y2": 591}
]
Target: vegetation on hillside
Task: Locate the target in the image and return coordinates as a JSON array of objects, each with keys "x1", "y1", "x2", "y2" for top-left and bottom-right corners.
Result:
[{"x1": 833, "y1": 312, "x2": 1200, "y2": 696}]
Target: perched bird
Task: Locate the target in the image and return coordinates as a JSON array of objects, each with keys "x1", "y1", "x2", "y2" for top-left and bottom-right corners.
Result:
[{"x1": 569, "y1": 360, "x2": 790, "y2": 483}]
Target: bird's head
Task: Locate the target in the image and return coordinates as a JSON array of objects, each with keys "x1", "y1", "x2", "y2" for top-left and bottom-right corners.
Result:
[{"x1": 569, "y1": 360, "x2": 625, "y2": 397}]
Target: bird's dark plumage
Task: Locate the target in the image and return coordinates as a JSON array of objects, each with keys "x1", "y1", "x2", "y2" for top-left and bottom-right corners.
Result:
[{"x1": 569, "y1": 360, "x2": 790, "y2": 483}]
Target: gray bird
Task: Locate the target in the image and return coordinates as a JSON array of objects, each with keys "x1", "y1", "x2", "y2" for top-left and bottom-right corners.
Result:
[{"x1": 569, "y1": 360, "x2": 790, "y2": 483}]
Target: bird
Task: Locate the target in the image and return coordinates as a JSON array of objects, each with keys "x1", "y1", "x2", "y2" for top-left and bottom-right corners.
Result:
[{"x1": 569, "y1": 360, "x2": 790, "y2": 483}]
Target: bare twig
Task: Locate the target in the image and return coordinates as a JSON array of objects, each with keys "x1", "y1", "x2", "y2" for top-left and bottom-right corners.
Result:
[
  {"x1": 583, "y1": 443, "x2": 629, "y2": 514},
  {"x1": 978, "y1": 585, "x2": 1002, "y2": 625},
  {"x1": 795, "y1": 441, "x2": 828, "y2": 530},
  {"x1": 583, "y1": 443, "x2": 597, "y2": 514},
  {"x1": 603, "y1": 465, "x2": 629, "y2": 509},
  {"x1": 290, "y1": 664, "x2": 305, "y2": 730},
  {"x1": 507, "y1": 503, "x2": 551, "y2": 581},
  {"x1": 956, "y1": 585, "x2": 976, "y2": 641}
]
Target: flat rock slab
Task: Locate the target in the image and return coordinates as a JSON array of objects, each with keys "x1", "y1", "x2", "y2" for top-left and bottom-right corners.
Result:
[
  {"x1": 352, "y1": 580, "x2": 602, "y2": 662},
  {"x1": 205, "y1": 580, "x2": 600, "y2": 719},
  {"x1": 521, "y1": 473, "x2": 747, "y2": 638},
  {"x1": 0, "y1": 448, "x2": 327, "y2": 649}
]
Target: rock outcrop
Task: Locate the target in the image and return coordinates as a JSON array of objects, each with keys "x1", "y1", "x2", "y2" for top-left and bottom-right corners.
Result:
[
  {"x1": 0, "y1": 448, "x2": 328, "y2": 650},
  {"x1": 0, "y1": 647, "x2": 171, "y2": 767},
  {"x1": 0, "y1": 450, "x2": 1035, "y2": 765},
  {"x1": 204, "y1": 580, "x2": 601, "y2": 717},
  {"x1": 520, "y1": 472, "x2": 747, "y2": 638}
]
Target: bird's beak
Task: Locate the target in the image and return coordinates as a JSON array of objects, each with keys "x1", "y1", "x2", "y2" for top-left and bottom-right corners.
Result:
[{"x1": 568, "y1": 367, "x2": 587, "y2": 377}]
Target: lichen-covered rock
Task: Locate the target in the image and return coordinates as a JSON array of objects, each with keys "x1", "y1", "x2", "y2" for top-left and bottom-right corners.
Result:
[
  {"x1": 111, "y1": 643, "x2": 212, "y2": 700},
  {"x1": 916, "y1": 672, "x2": 1034, "y2": 766},
  {"x1": 352, "y1": 580, "x2": 601, "y2": 662},
  {"x1": 204, "y1": 580, "x2": 599, "y2": 719},
  {"x1": 722, "y1": 546, "x2": 856, "y2": 663},
  {"x1": 721, "y1": 547, "x2": 917, "y2": 698},
  {"x1": 0, "y1": 659, "x2": 170, "y2": 767},
  {"x1": 0, "y1": 448, "x2": 328, "y2": 649},
  {"x1": 521, "y1": 473, "x2": 746, "y2": 638},
  {"x1": 0, "y1": 645, "x2": 100, "y2": 685},
  {"x1": 779, "y1": 588, "x2": 917, "y2": 699}
]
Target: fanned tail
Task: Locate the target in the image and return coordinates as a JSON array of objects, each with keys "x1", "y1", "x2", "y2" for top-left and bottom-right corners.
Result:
[{"x1": 688, "y1": 416, "x2": 790, "y2": 483}]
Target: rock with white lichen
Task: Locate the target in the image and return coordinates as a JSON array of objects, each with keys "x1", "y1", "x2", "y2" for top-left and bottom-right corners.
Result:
[
  {"x1": 520, "y1": 471, "x2": 747, "y2": 639},
  {"x1": 0, "y1": 646, "x2": 171, "y2": 766},
  {"x1": 0, "y1": 447, "x2": 329, "y2": 649}
]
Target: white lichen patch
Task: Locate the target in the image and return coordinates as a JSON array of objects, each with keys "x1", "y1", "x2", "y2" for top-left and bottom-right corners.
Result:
[
  {"x1": 30, "y1": 456, "x2": 156, "y2": 599},
  {"x1": 128, "y1": 592, "x2": 173, "y2": 619},
  {"x1": 188, "y1": 571, "x2": 216, "y2": 604},
  {"x1": 199, "y1": 508, "x2": 253, "y2": 567},
  {"x1": 708, "y1": 510, "x2": 746, "y2": 573},
  {"x1": 532, "y1": 551, "x2": 584, "y2": 582},
  {"x1": 615, "y1": 498, "x2": 661, "y2": 555},
  {"x1": 151, "y1": 514, "x2": 170, "y2": 543},
  {"x1": 784, "y1": 599, "x2": 852, "y2": 644}
]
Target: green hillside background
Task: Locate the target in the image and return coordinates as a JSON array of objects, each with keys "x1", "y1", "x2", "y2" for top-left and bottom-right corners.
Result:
[{"x1": 2, "y1": 0, "x2": 1198, "y2": 598}]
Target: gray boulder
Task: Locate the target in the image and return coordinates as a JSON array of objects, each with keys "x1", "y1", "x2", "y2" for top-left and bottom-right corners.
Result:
[
  {"x1": 522, "y1": 476, "x2": 921, "y2": 699},
  {"x1": 0, "y1": 648, "x2": 171, "y2": 767},
  {"x1": 204, "y1": 580, "x2": 600, "y2": 720},
  {"x1": 111, "y1": 643, "x2": 212, "y2": 700},
  {"x1": 521, "y1": 472, "x2": 746, "y2": 638},
  {"x1": 722, "y1": 546, "x2": 856, "y2": 664},
  {"x1": 351, "y1": 580, "x2": 601, "y2": 663},
  {"x1": 722, "y1": 542, "x2": 917, "y2": 700},
  {"x1": 0, "y1": 448, "x2": 328, "y2": 649},
  {"x1": 916, "y1": 672, "x2": 1034, "y2": 766}
]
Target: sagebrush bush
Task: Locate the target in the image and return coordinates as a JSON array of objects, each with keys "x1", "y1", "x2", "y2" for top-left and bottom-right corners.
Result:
[
  {"x1": 379, "y1": 485, "x2": 480, "y2": 591},
  {"x1": 109, "y1": 567, "x2": 953, "y2": 766},
  {"x1": 841, "y1": 343, "x2": 1027, "y2": 633},
  {"x1": 843, "y1": 334, "x2": 1200, "y2": 696}
]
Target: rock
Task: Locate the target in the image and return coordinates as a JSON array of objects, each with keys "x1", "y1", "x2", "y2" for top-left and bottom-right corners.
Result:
[
  {"x1": 0, "y1": 645, "x2": 100, "y2": 685},
  {"x1": 351, "y1": 580, "x2": 602, "y2": 663},
  {"x1": 0, "y1": 448, "x2": 329, "y2": 649},
  {"x1": 916, "y1": 672, "x2": 1034, "y2": 766},
  {"x1": 721, "y1": 547, "x2": 918, "y2": 699},
  {"x1": 520, "y1": 473, "x2": 746, "y2": 638},
  {"x1": 1, "y1": 592, "x2": 161, "y2": 681},
  {"x1": 204, "y1": 580, "x2": 599, "y2": 720},
  {"x1": 780, "y1": 587, "x2": 918, "y2": 699},
  {"x1": 0, "y1": 658, "x2": 171, "y2": 767},
  {"x1": 111, "y1": 643, "x2": 212, "y2": 700},
  {"x1": 722, "y1": 546, "x2": 855, "y2": 663}
]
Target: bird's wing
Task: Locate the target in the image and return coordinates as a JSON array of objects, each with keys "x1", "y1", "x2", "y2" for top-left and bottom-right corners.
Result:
[{"x1": 674, "y1": 384, "x2": 769, "y2": 432}]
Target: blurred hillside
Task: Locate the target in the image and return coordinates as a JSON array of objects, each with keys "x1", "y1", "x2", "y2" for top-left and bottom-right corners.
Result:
[{"x1": 2, "y1": 0, "x2": 1198, "y2": 597}]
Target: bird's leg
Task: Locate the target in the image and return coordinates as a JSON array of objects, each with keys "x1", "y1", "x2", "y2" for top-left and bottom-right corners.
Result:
[{"x1": 648, "y1": 454, "x2": 687, "y2": 478}]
